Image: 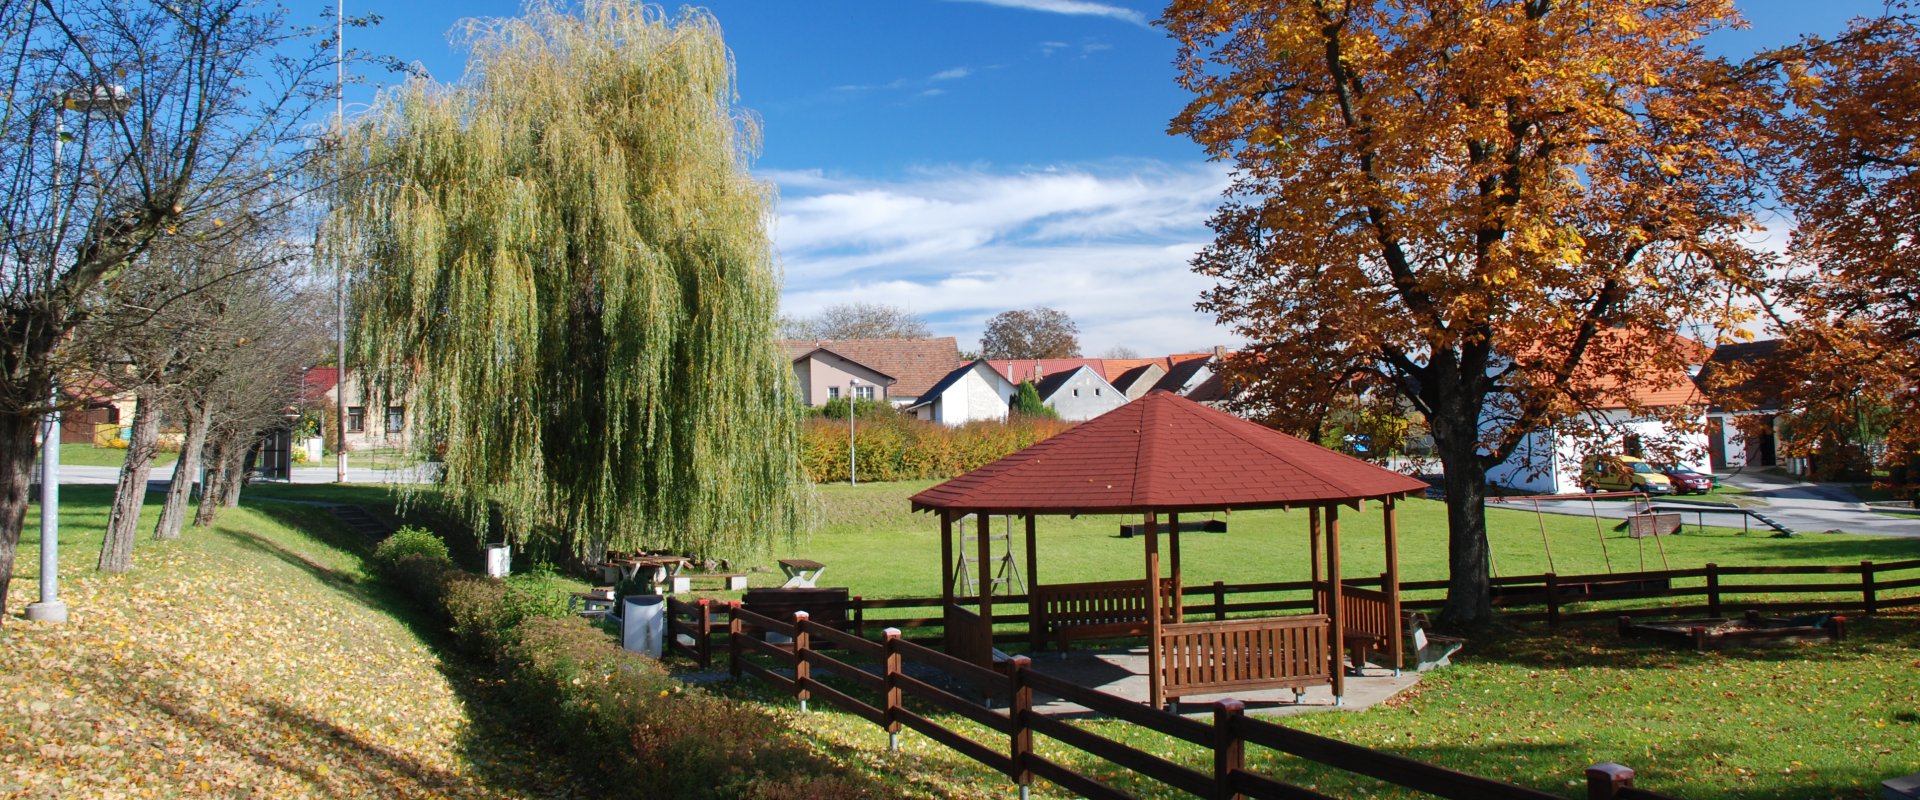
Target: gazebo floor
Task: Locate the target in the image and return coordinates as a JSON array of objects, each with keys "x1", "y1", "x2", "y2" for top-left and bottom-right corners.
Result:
[{"x1": 1017, "y1": 645, "x2": 1423, "y2": 718}]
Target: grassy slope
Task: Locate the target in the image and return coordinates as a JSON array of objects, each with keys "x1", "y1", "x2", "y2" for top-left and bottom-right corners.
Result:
[{"x1": 0, "y1": 486, "x2": 585, "y2": 797}]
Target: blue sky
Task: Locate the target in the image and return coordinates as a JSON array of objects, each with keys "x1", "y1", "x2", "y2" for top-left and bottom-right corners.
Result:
[{"x1": 346, "y1": 1, "x2": 1868, "y2": 356}]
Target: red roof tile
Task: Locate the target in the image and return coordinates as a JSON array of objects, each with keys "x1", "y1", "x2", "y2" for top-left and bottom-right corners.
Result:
[{"x1": 910, "y1": 391, "x2": 1428, "y2": 514}]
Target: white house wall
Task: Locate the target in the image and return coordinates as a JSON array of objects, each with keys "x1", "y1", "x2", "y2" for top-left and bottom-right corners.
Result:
[
  {"x1": 1486, "y1": 408, "x2": 1711, "y2": 495},
  {"x1": 1044, "y1": 369, "x2": 1126, "y2": 421}
]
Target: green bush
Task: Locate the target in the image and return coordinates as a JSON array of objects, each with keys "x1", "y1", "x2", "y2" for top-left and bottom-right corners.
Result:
[
  {"x1": 374, "y1": 525, "x2": 450, "y2": 567},
  {"x1": 376, "y1": 528, "x2": 881, "y2": 799}
]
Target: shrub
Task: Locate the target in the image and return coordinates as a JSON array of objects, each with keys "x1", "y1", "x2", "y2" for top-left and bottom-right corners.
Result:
[
  {"x1": 799, "y1": 413, "x2": 1071, "y2": 483},
  {"x1": 374, "y1": 526, "x2": 451, "y2": 568},
  {"x1": 371, "y1": 522, "x2": 886, "y2": 799}
]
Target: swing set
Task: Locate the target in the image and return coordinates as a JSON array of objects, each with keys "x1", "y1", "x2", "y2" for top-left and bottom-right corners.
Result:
[{"x1": 1488, "y1": 490, "x2": 1672, "y2": 580}]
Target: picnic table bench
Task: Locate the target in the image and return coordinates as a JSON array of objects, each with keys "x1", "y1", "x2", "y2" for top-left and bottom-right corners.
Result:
[
  {"x1": 669, "y1": 572, "x2": 750, "y2": 593},
  {"x1": 777, "y1": 558, "x2": 826, "y2": 588},
  {"x1": 1034, "y1": 578, "x2": 1174, "y2": 652}
]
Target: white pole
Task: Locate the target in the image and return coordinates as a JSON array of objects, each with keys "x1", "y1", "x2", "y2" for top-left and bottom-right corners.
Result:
[
  {"x1": 847, "y1": 380, "x2": 858, "y2": 486},
  {"x1": 26, "y1": 109, "x2": 69, "y2": 624},
  {"x1": 333, "y1": 0, "x2": 349, "y2": 484}
]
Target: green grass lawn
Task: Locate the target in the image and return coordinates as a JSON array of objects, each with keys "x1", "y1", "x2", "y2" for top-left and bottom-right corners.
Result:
[
  {"x1": 751, "y1": 480, "x2": 1920, "y2": 800},
  {"x1": 57, "y1": 442, "x2": 178, "y2": 468},
  {"x1": 783, "y1": 480, "x2": 1918, "y2": 601}
]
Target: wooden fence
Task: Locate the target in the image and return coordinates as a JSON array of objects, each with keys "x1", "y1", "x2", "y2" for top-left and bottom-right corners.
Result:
[
  {"x1": 721, "y1": 603, "x2": 1680, "y2": 800},
  {"x1": 663, "y1": 557, "x2": 1920, "y2": 667}
]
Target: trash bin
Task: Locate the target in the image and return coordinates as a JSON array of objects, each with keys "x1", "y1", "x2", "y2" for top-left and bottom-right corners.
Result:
[
  {"x1": 485, "y1": 543, "x2": 511, "y2": 578},
  {"x1": 620, "y1": 595, "x2": 665, "y2": 657}
]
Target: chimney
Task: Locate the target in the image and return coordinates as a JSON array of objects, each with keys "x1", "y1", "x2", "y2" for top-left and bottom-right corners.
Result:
[
  {"x1": 1213, "y1": 345, "x2": 1227, "y2": 360},
  {"x1": 1034, "y1": 364, "x2": 1044, "y2": 381}
]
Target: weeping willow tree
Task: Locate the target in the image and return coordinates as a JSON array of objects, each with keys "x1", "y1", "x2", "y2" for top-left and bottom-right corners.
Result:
[{"x1": 329, "y1": 1, "x2": 808, "y2": 558}]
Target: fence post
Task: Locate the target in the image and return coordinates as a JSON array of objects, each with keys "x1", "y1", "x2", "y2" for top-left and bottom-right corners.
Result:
[
  {"x1": 882, "y1": 628, "x2": 903, "y2": 752},
  {"x1": 1585, "y1": 763, "x2": 1635, "y2": 800},
  {"x1": 1545, "y1": 572, "x2": 1560, "y2": 627},
  {"x1": 1213, "y1": 699, "x2": 1246, "y2": 800},
  {"x1": 696, "y1": 598, "x2": 713, "y2": 668},
  {"x1": 1214, "y1": 580, "x2": 1227, "y2": 621},
  {"x1": 793, "y1": 610, "x2": 812, "y2": 712},
  {"x1": 727, "y1": 600, "x2": 744, "y2": 679},
  {"x1": 1705, "y1": 563, "x2": 1721, "y2": 619},
  {"x1": 1862, "y1": 561, "x2": 1878, "y2": 615},
  {"x1": 1009, "y1": 655, "x2": 1034, "y2": 800},
  {"x1": 854, "y1": 595, "x2": 867, "y2": 638}
]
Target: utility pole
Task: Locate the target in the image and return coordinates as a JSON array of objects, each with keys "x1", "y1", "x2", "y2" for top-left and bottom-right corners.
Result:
[{"x1": 333, "y1": 0, "x2": 349, "y2": 484}]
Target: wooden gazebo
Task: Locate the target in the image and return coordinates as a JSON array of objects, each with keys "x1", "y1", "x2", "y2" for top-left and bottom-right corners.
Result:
[{"x1": 910, "y1": 391, "x2": 1429, "y2": 707}]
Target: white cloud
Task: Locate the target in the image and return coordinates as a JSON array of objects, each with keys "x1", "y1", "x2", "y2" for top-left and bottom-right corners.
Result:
[
  {"x1": 767, "y1": 163, "x2": 1239, "y2": 355},
  {"x1": 930, "y1": 67, "x2": 973, "y2": 81},
  {"x1": 949, "y1": 0, "x2": 1151, "y2": 28}
]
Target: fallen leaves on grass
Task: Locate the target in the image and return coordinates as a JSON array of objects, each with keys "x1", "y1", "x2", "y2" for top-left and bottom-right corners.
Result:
[{"x1": 0, "y1": 512, "x2": 581, "y2": 798}]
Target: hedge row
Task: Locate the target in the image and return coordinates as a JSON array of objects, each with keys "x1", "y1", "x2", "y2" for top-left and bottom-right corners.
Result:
[
  {"x1": 371, "y1": 540, "x2": 883, "y2": 799},
  {"x1": 799, "y1": 412, "x2": 1072, "y2": 483}
]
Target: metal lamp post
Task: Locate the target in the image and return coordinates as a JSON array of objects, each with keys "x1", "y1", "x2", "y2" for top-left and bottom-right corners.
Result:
[
  {"x1": 847, "y1": 379, "x2": 862, "y2": 486},
  {"x1": 26, "y1": 83, "x2": 133, "y2": 624}
]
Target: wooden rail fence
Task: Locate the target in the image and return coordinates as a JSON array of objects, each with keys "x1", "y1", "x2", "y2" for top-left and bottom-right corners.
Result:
[{"x1": 720, "y1": 603, "x2": 1682, "y2": 800}]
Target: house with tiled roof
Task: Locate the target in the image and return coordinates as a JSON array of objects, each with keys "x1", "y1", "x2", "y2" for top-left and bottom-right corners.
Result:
[
  {"x1": 1695, "y1": 338, "x2": 1788, "y2": 471},
  {"x1": 780, "y1": 337, "x2": 961, "y2": 408},
  {"x1": 1486, "y1": 329, "x2": 1713, "y2": 494},
  {"x1": 1107, "y1": 361, "x2": 1167, "y2": 400},
  {"x1": 1031, "y1": 365, "x2": 1126, "y2": 421},
  {"x1": 906, "y1": 359, "x2": 1018, "y2": 426}
]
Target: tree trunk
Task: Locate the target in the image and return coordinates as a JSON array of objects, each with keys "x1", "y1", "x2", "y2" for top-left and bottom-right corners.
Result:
[
  {"x1": 0, "y1": 409, "x2": 42, "y2": 618},
  {"x1": 223, "y1": 443, "x2": 250, "y2": 507},
  {"x1": 1428, "y1": 397, "x2": 1496, "y2": 630},
  {"x1": 154, "y1": 398, "x2": 210, "y2": 541},
  {"x1": 194, "y1": 439, "x2": 227, "y2": 528},
  {"x1": 98, "y1": 391, "x2": 161, "y2": 572}
]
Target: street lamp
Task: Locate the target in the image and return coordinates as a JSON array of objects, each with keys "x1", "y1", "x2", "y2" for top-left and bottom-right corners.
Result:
[
  {"x1": 848, "y1": 379, "x2": 862, "y2": 486},
  {"x1": 26, "y1": 83, "x2": 133, "y2": 625}
]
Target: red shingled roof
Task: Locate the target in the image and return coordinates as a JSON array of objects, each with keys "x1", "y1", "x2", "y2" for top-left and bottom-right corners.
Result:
[{"x1": 910, "y1": 391, "x2": 1428, "y2": 514}]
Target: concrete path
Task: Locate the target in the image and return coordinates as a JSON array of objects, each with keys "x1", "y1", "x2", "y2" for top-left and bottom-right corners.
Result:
[
  {"x1": 1508, "y1": 470, "x2": 1920, "y2": 538},
  {"x1": 1020, "y1": 645, "x2": 1420, "y2": 718},
  {"x1": 56, "y1": 462, "x2": 438, "y2": 486}
]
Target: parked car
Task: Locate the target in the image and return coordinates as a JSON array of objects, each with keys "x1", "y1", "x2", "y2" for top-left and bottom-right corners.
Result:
[
  {"x1": 1579, "y1": 455, "x2": 1674, "y2": 494},
  {"x1": 1657, "y1": 464, "x2": 1715, "y2": 494}
]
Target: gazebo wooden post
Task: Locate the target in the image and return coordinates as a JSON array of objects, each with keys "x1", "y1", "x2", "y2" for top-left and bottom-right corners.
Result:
[
  {"x1": 1168, "y1": 512, "x2": 1184, "y2": 621},
  {"x1": 1309, "y1": 506, "x2": 1323, "y2": 614},
  {"x1": 1326, "y1": 503, "x2": 1345, "y2": 703},
  {"x1": 1025, "y1": 514, "x2": 1041, "y2": 652},
  {"x1": 940, "y1": 512, "x2": 955, "y2": 607},
  {"x1": 1384, "y1": 497, "x2": 1403, "y2": 673},
  {"x1": 977, "y1": 512, "x2": 994, "y2": 628},
  {"x1": 1144, "y1": 511, "x2": 1164, "y2": 710}
]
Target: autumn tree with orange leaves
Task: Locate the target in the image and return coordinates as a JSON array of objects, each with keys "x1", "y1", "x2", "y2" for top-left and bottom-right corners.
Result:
[
  {"x1": 1758, "y1": 10, "x2": 1920, "y2": 493},
  {"x1": 1165, "y1": 0, "x2": 1773, "y2": 626}
]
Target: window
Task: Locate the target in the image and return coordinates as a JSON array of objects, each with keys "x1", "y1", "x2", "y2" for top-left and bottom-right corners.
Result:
[
  {"x1": 855, "y1": 384, "x2": 875, "y2": 400},
  {"x1": 386, "y1": 406, "x2": 405, "y2": 434},
  {"x1": 346, "y1": 406, "x2": 365, "y2": 433},
  {"x1": 1095, "y1": 388, "x2": 1102, "y2": 396},
  {"x1": 827, "y1": 386, "x2": 841, "y2": 400},
  {"x1": 1072, "y1": 388, "x2": 1080, "y2": 397}
]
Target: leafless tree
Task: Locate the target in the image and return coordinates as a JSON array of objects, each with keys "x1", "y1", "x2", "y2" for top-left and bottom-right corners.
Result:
[
  {"x1": 781, "y1": 302, "x2": 932, "y2": 340},
  {"x1": 0, "y1": 0, "x2": 341, "y2": 613}
]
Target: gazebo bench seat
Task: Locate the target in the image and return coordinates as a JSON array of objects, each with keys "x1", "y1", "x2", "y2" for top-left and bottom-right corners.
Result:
[{"x1": 1035, "y1": 578, "x2": 1174, "y2": 653}]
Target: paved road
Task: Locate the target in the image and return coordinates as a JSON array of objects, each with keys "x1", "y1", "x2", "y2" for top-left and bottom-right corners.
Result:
[
  {"x1": 56, "y1": 462, "x2": 438, "y2": 486},
  {"x1": 1507, "y1": 469, "x2": 1920, "y2": 538}
]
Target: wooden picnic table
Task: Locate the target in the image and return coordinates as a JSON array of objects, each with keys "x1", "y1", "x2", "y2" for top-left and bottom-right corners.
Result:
[
  {"x1": 777, "y1": 558, "x2": 826, "y2": 588},
  {"x1": 606, "y1": 555, "x2": 692, "y2": 590}
]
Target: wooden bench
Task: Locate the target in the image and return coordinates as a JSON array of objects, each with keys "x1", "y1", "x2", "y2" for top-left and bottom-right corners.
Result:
[
  {"x1": 669, "y1": 572, "x2": 749, "y2": 593},
  {"x1": 1034, "y1": 578, "x2": 1173, "y2": 652}
]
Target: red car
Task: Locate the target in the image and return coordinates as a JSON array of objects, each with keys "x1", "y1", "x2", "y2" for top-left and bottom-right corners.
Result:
[{"x1": 1657, "y1": 465, "x2": 1715, "y2": 494}]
